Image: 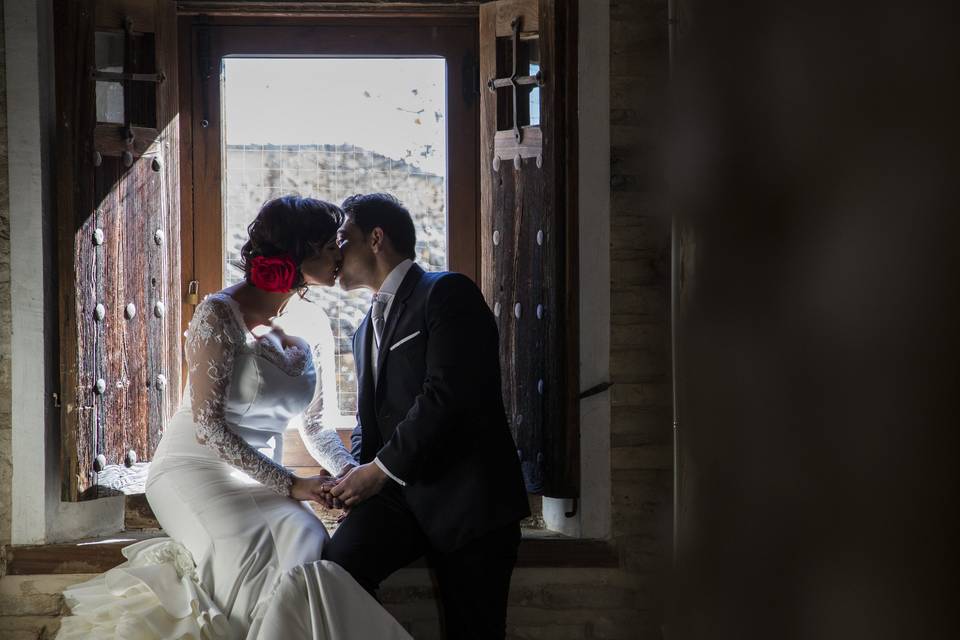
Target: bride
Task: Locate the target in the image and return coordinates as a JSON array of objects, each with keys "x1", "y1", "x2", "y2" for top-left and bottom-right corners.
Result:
[{"x1": 57, "y1": 196, "x2": 411, "y2": 639}]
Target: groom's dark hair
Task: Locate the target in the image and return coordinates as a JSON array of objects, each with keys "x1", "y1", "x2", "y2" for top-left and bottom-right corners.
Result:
[{"x1": 341, "y1": 193, "x2": 417, "y2": 260}]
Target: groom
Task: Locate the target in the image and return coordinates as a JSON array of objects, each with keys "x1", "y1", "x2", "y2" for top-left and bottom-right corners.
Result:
[{"x1": 323, "y1": 193, "x2": 530, "y2": 638}]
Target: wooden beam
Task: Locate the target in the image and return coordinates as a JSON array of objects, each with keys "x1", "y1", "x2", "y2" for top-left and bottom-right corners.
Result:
[
  {"x1": 494, "y1": 0, "x2": 537, "y2": 37},
  {"x1": 94, "y1": 124, "x2": 160, "y2": 158},
  {"x1": 3, "y1": 533, "x2": 617, "y2": 575},
  {"x1": 124, "y1": 493, "x2": 162, "y2": 529},
  {"x1": 155, "y1": 0, "x2": 184, "y2": 445},
  {"x1": 54, "y1": 0, "x2": 97, "y2": 501},
  {"x1": 97, "y1": 0, "x2": 157, "y2": 31},
  {"x1": 3, "y1": 532, "x2": 158, "y2": 575},
  {"x1": 478, "y1": 0, "x2": 495, "y2": 303},
  {"x1": 177, "y1": 1, "x2": 480, "y2": 18}
]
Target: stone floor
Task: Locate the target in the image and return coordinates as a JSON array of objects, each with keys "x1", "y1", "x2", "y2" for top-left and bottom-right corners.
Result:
[
  {"x1": 0, "y1": 528, "x2": 632, "y2": 639},
  {"x1": 0, "y1": 568, "x2": 446, "y2": 639},
  {"x1": 1, "y1": 564, "x2": 651, "y2": 640}
]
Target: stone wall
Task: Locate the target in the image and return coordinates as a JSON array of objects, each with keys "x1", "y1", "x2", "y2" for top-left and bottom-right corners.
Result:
[{"x1": 607, "y1": 0, "x2": 672, "y2": 592}]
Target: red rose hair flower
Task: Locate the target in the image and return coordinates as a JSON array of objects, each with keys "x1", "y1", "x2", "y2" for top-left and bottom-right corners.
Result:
[{"x1": 249, "y1": 254, "x2": 297, "y2": 293}]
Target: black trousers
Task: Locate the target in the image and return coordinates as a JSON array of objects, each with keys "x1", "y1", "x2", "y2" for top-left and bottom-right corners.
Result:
[{"x1": 322, "y1": 484, "x2": 521, "y2": 640}]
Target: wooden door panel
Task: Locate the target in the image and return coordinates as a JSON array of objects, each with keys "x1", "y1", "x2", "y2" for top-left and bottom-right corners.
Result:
[
  {"x1": 56, "y1": 0, "x2": 181, "y2": 500},
  {"x1": 480, "y1": 0, "x2": 578, "y2": 498},
  {"x1": 97, "y1": 156, "x2": 164, "y2": 474}
]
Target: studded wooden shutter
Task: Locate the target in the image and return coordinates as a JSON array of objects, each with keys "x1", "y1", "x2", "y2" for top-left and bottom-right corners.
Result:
[
  {"x1": 480, "y1": 0, "x2": 578, "y2": 498},
  {"x1": 54, "y1": 0, "x2": 181, "y2": 500}
]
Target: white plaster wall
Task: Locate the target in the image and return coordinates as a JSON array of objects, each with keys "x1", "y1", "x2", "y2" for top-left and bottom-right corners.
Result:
[
  {"x1": 543, "y1": 0, "x2": 611, "y2": 539},
  {"x1": 7, "y1": 0, "x2": 51, "y2": 545},
  {"x1": 0, "y1": 1, "x2": 12, "y2": 548},
  {"x1": 6, "y1": 0, "x2": 123, "y2": 545}
]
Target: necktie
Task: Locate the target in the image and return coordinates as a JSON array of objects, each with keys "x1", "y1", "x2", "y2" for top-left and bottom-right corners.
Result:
[{"x1": 371, "y1": 293, "x2": 388, "y2": 347}]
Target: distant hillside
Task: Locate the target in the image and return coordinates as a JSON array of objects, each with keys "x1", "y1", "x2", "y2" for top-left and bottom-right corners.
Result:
[{"x1": 222, "y1": 143, "x2": 448, "y2": 415}]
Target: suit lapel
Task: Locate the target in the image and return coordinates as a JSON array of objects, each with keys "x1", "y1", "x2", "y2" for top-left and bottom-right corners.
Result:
[
  {"x1": 355, "y1": 313, "x2": 376, "y2": 416},
  {"x1": 375, "y1": 264, "x2": 424, "y2": 400}
]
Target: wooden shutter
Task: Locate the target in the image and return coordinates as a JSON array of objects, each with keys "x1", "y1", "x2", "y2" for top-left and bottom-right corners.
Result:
[
  {"x1": 54, "y1": 0, "x2": 181, "y2": 500},
  {"x1": 480, "y1": 0, "x2": 578, "y2": 498}
]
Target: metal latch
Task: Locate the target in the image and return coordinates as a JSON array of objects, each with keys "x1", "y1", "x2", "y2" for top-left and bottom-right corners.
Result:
[{"x1": 186, "y1": 280, "x2": 200, "y2": 306}]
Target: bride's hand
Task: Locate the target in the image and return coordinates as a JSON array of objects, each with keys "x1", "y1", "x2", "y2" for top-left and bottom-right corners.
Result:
[{"x1": 290, "y1": 474, "x2": 337, "y2": 503}]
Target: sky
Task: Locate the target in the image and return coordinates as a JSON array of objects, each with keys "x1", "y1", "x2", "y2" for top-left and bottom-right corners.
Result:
[{"x1": 222, "y1": 58, "x2": 447, "y2": 176}]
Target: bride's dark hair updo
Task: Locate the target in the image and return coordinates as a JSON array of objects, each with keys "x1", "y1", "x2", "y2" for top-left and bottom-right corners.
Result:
[{"x1": 239, "y1": 195, "x2": 344, "y2": 291}]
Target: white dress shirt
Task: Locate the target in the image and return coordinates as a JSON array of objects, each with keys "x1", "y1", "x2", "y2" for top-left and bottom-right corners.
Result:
[
  {"x1": 371, "y1": 259, "x2": 414, "y2": 486},
  {"x1": 370, "y1": 258, "x2": 414, "y2": 385}
]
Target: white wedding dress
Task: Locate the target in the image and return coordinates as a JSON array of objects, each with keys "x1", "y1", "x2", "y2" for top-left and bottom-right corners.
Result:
[{"x1": 57, "y1": 293, "x2": 411, "y2": 640}]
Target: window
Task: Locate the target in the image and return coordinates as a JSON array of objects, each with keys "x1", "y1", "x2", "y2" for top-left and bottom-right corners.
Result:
[
  {"x1": 182, "y1": 19, "x2": 479, "y2": 454},
  {"x1": 219, "y1": 58, "x2": 450, "y2": 425}
]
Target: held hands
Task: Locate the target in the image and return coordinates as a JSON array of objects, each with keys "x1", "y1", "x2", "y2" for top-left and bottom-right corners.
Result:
[
  {"x1": 290, "y1": 465, "x2": 355, "y2": 511},
  {"x1": 290, "y1": 471, "x2": 338, "y2": 503},
  {"x1": 318, "y1": 464, "x2": 356, "y2": 511},
  {"x1": 329, "y1": 462, "x2": 388, "y2": 508},
  {"x1": 292, "y1": 462, "x2": 386, "y2": 511}
]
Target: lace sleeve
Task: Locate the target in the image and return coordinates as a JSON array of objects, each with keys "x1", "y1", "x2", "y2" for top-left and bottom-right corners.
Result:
[
  {"x1": 185, "y1": 296, "x2": 294, "y2": 496},
  {"x1": 298, "y1": 334, "x2": 358, "y2": 477}
]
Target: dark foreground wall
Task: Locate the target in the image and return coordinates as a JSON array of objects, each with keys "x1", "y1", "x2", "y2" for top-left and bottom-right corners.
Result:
[{"x1": 671, "y1": 1, "x2": 960, "y2": 638}]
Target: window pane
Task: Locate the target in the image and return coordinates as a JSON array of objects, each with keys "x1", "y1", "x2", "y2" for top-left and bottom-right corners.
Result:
[
  {"x1": 528, "y1": 63, "x2": 541, "y2": 127},
  {"x1": 96, "y1": 81, "x2": 124, "y2": 124},
  {"x1": 95, "y1": 32, "x2": 125, "y2": 124},
  {"x1": 128, "y1": 33, "x2": 157, "y2": 128},
  {"x1": 519, "y1": 38, "x2": 541, "y2": 128},
  {"x1": 494, "y1": 36, "x2": 541, "y2": 130},
  {"x1": 220, "y1": 58, "x2": 447, "y2": 425},
  {"x1": 95, "y1": 31, "x2": 124, "y2": 72},
  {"x1": 495, "y1": 38, "x2": 515, "y2": 131}
]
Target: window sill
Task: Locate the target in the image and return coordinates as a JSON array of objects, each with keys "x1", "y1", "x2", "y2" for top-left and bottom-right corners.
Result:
[{"x1": 3, "y1": 529, "x2": 617, "y2": 576}]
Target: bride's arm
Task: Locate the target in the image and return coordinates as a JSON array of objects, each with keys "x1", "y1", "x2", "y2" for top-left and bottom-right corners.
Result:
[
  {"x1": 185, "y1": 297, "x2": 295, "y2": 496},
  {"x1": 299, "y1": 340, "x2": 358, "y2": 477}
]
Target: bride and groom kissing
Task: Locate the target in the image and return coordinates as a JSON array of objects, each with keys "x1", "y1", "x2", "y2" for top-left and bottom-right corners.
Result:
[{"x1": 57, "y1": 193, "x2": 529, "y2": 640}]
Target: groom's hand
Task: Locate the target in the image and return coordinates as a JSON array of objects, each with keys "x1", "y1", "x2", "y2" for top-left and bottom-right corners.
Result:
[
  {"x1": 329, "y1": 462, "x2": 388, "y2": 507},
  {"x1": 313, "y1": 476, "x2": 343, "y2": 510},
  {"x1": 317, "y1": 465, "x2": 355, "y2": 510}
]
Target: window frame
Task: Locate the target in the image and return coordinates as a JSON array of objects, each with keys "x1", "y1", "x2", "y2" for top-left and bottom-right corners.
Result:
[{"x1": 177, "y1": 16, "x2": 480, "y2": 418}]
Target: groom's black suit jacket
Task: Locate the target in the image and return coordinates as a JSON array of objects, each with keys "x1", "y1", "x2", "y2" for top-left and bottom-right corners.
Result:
[{"x1": 350, "y1": 263, "x2": 530, "y2": 554}]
